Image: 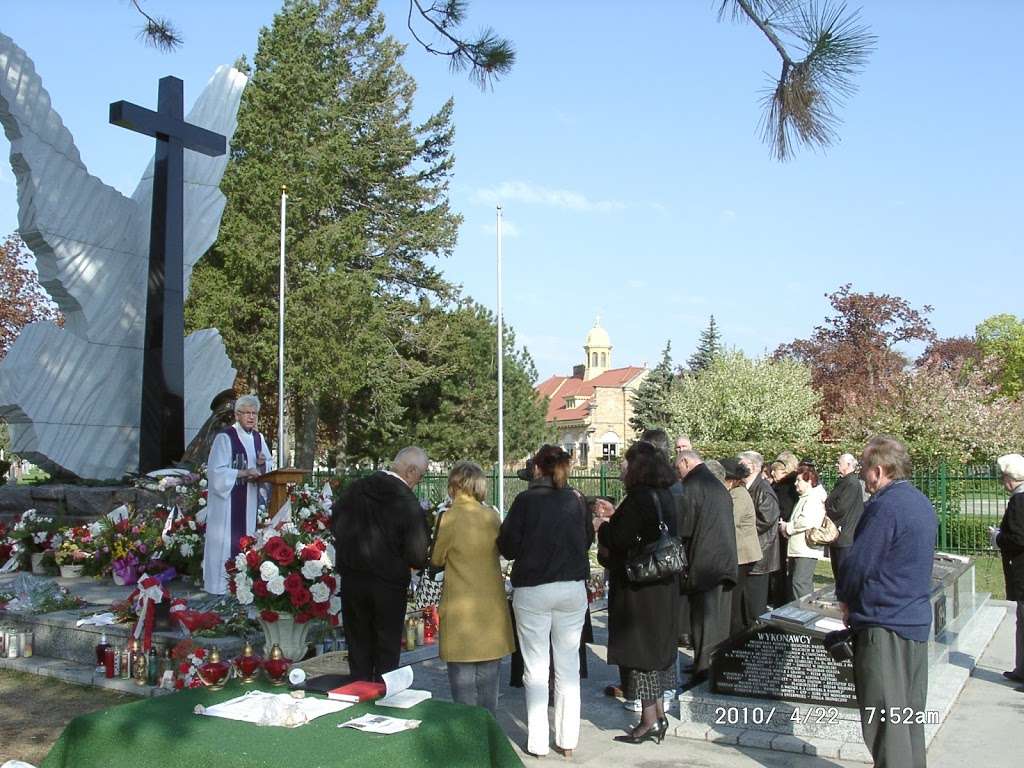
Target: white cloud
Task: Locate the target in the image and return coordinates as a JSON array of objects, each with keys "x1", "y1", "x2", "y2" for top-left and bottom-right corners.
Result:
[
  {"x1": 481, "y1": 219, "x2": 521, "y2": 239},
  {"x1": 718, "y1": 209, "x2": 737, "y2": 224},
  {"x1": 626, "y1": 278, "x2": 646, "y2": 290},
  {"x1": 471, "y1": 180, "x2": 626, "y2": 213}
]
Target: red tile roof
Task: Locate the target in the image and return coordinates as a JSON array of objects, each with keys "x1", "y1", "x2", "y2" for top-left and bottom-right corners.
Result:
[{"x1": 537, "y1": 366, "x2": 646, "y2": 423}]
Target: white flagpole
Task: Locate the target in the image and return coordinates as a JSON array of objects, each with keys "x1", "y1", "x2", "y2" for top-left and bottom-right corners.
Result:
[
  {"x1": 496, "y1": 205, "x2": 505, "y2": 515},
  {"x1": 278, "y1": 186, "x2": 287, "y2": 467}
]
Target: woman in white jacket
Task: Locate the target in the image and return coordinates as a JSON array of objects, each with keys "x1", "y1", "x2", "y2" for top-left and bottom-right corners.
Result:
[{"x1": 779, "y1": 466, "x2": 827, "y2": 602}]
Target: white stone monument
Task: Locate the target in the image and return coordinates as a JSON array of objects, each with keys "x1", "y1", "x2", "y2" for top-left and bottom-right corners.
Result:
[{"x1": 0, "y1": 33, "x2": 246, "y2": 479}]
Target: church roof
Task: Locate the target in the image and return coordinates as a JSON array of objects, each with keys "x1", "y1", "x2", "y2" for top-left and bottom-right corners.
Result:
[
  {"x1": 537, "y1": 366, "x2": 646, "y2": 423},
  {"x1": 585, "y1": 318, "x2": 611, "y2": 348}
]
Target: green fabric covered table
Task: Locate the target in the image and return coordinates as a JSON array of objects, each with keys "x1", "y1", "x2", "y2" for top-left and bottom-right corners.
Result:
[{"x1": 41, "y1": 681, "x2": 524, "y2": 768}]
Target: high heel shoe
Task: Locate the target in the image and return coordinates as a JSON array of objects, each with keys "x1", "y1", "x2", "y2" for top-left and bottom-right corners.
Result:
[
  {"x1": 612, "y1": 720, "x2": 666, "y2": 745},
  {"x1": 658, "y1": 716, "x2": 669, "y2": 732}
]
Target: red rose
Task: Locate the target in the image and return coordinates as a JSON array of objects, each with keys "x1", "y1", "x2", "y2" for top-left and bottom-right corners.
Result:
[
  {"x1": 289, "y1": 586, "x2": 311, "y2": 608},
  {"x1": 224, "y1": 557, "x2": 239, "y2": 576},
  {"x1": 252, "y1": 579, "x2": 269, "y2": 598},
  {"x1": 245, "y1": 550, "x2": 261, "y2": 569},
  {"x1": 260, "y1": 609, "x2": 279, "y2": 623},
  {"x1": 195, "y1": 648, "x2": 207, "y2": 659},
  {"x1": 283, "y1": 573, "x2": 305, "y2": 594},
  {"x1": 238, "y1": 535, "x2": 255, "y2": 550},
  {"x1": 311, "y1": 600, "x2": 330, "y2": 618},
  {"x1": 264, "y1": 536, "x2": 286, "y2": 554},
  {"x1": 321, "y1": 575, "x2": 336, "y2": 592},
  {"x1": 271, "y1": 543, "x2": 295, "y2": 566},
  {"x1": 299, "y1": 546, "x2": 321, "y2": 562},
  {"x1": 178, "y1": 662, "x2": 190, "y2": 674},
  {"x1": 175, "y1": 679, "x2": 185, "y2": 690}
]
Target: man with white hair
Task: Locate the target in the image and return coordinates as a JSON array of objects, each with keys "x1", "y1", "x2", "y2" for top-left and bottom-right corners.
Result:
[
  {"x1": 825, "y1": 453, "x2": 865, "y2": 581},
  {"x1": 203, "y1": 394, "x2": 274, "y2": 595},
  {"x1": 995, "y1": 453, "x2": 1024, "y2": 689},
  {"x1": 332, "y1": 446, "x2": 430, "y2": 681}
]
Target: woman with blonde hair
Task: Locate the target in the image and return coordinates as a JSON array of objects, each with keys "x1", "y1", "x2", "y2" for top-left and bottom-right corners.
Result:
[
  {"x1": 499, "y1": 445, "x2": 593, "y2": 758},
  {"x1": 431, "y1": 461, "x2": 515, "y2": 714}
]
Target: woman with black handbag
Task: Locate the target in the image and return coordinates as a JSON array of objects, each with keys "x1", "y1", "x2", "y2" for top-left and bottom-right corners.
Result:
[{"x1": 595, "y1": 441, "x2": 682, "y2": 745}]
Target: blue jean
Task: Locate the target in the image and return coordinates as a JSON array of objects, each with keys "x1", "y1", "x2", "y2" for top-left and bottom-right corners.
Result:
[{"x1": 447, "y1": 659, "x2": 501, "y2": 714}]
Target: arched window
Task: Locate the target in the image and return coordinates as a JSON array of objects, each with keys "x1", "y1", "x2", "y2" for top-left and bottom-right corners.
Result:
[
  {"x1": 600, "y1": 352, "x2": 607, "y2": 367},
  {"x1": 592, "y1": 353, "x2": 598, "y2": 367}
]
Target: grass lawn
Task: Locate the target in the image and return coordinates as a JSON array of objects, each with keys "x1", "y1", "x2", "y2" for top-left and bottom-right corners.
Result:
[
  {"x1": 813, "y1": 553, "x2": 1006, "y2": 601},
  {"x1": 0, "y1": 669, "x2": 135, "y2": 766}
]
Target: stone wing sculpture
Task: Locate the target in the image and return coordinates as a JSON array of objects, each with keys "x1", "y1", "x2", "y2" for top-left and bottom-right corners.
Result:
[{"x1": 0, "y1": 32, "x2": 246, "y2": 479}]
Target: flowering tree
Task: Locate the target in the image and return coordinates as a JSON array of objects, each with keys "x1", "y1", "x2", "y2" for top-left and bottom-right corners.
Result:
[
  {"x1": 0, "y1": 233, "x2": 61, "y2": 359},
  {"x1": 835, "y1": 362, "x2": 1024, "y2": 463},
  {"x1": 668, "y1": 350, "x2": 822, "y2": 454}
]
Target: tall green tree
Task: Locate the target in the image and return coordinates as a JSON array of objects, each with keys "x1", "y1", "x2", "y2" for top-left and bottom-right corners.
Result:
[
  {"x1": 687, "y1": 315, "x2": 723, "y2": 373},
  {"x1": 186, "y1": 0, "x2": 461, "y2": 469},
  {"x1": 393, "y1": 302, "x2": 550, "y2": 465},
  {"x1": 976, "y1": 313, "x2": 1024, "y2": 398},
  {"x1": 630, "y1": 340, "x2": 676, "y2": 436}
]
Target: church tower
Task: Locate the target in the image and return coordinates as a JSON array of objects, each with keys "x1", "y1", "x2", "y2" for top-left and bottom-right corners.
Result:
[{"x1": 583, "y1": 316, "x2": 612, "y2": 381}]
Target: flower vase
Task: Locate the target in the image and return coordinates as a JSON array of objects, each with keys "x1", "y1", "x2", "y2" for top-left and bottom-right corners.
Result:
[
  {"x1": 59, "y1": 564, "x2": 85, "y2": 578},
  {"x1": 258, "y1": 613, "x2": 311, "y2": 662},
  {"x1": 30, "y1": 552, "x2": 47, "y2": 575}
]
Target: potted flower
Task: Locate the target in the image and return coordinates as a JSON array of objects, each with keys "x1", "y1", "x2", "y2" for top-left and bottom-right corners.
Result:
[
  {"x1": 54, "y1": 527, "x2": 94, "y2": 578},
  {"x1": 230, "y1": 488, "x2": 341, "y2": 660},
  {"x1": 10, "y1": 509, "x2": 58, "y2": 573},
  {"x1": 159, "y1": 508, "x2": 206, "y2": 582}
]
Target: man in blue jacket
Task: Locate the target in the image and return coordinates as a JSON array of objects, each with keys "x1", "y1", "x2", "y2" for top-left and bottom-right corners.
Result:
[{"x1": 836, "y1": 435, "x2": 937, "y2": 768}]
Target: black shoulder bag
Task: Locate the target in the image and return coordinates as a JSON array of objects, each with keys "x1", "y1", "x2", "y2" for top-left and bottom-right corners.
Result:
[{"x1": 624, "y1": 490, "x2": 688, "y2": 584}]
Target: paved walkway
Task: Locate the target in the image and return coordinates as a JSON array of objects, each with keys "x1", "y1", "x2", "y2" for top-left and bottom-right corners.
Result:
[{"x1": 405, "y1": 602, "x2": 1020, "y2": 767}]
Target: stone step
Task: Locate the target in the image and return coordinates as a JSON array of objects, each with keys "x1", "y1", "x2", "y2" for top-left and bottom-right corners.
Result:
[{"x1": 0, "y1": 653, "x2": 171, "y2": 698}]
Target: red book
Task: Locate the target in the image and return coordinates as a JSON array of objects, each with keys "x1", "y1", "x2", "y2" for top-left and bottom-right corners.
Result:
[{"x1": 327, "y1": 681, "x2": 386, "y2": 703}]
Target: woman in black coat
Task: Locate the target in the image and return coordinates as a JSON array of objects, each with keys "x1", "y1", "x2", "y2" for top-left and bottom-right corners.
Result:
[{"x1": 596, "y1": 441, "x2": 681, "y2": 745}]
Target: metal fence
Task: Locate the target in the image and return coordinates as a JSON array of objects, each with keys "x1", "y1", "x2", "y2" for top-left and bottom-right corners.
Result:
[{"x1": 314, "y1": 461, "x2": 1006, "y2": 555}]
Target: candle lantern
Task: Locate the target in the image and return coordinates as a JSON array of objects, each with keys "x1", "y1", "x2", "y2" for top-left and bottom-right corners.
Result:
[
  {"x1": 233, "y1": 640, "x2": 263, "y2": 684},
  {"x1": 196, "y1": 647, "x2": 232, "y2": 690},
  {"x1": 262, "y1": 643, "x2": 292, "y2": 687}
]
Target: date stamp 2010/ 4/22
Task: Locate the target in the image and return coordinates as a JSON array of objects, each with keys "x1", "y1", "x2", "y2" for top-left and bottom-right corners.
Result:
[{"x1": 713, "y1": 705, "x2": 841, "y2": 726}]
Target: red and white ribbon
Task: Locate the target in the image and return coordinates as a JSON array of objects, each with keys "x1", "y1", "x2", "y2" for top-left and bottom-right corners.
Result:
[{"x1": 130, "y1": 573, "x2": 168, "y2": 651}]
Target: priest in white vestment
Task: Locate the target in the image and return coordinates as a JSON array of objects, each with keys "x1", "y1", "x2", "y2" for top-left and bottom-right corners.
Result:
[{"x1": 203, "y1": 394, "x2": 275, "y2": 595}]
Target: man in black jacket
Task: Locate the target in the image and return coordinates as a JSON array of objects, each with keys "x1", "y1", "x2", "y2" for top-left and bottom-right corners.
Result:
[
  {"x1": 676, "y1": 450, "x2": 737, "y2": 683},
  {"x1": 825, "y1": 453, "x2": 865, "y2": 581},
  {"x1": 739, "y1": 451, "x2": 781, "y2": 622},
  {"x1": 332, "y1": 446, "x2": 429, "y2": 681}
]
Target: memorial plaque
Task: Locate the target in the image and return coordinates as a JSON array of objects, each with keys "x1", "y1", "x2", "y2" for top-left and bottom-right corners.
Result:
[
  {"x1": 712, "y1": 625, "x2": 858, "y2": 707},
  {"x1": 933, "y1": 594, "x2": 948, "y2": 637}
]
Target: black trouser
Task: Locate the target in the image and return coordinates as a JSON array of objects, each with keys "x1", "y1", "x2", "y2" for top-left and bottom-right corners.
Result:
[
  {"x1": 853, "y1": 626, "x2": 928, "y2": 768},
  {"x1": 690, "y1": 585, "x2": 731, "y2": 675},
  {"x1": 769, "y1": 539, "x2": 789, "y2": 606},
  {"x1": 678, "y1": 593, "x2": 691, "y2": 641},
  {"x1": 745, "y1": 571, "x2": 771, "y2": 623},
  {"x1": 829, "y1": 545, "x2": 848, "y2": 583},
  {"x1": 730, "y1": 563, "x2": 754, "y2": 637},
  {"x1": 339, "y1": 569, "x2": 408, "y2": 682}
]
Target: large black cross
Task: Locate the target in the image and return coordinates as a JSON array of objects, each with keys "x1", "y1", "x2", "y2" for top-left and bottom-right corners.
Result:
[{"x1": 110, "y1": 76, "x2": 226, "y2": 473}]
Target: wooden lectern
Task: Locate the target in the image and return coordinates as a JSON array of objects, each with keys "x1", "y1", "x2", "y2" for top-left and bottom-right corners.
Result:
[{"x1": 260, "y1": 467, "x2": 309, "y2": 519}]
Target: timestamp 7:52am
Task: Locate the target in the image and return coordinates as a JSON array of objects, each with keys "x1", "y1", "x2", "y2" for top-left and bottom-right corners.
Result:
[{"x1": 864, "y1": 707, "x2": 941, "y2": 725}]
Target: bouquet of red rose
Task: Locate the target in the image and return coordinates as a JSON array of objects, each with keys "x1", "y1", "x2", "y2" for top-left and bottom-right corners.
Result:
[{"x1": 227, "y1": 522, "x2": 341, "y2": 627}]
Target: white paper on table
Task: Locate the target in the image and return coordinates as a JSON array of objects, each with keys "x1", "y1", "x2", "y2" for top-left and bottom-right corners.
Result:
[
  {"x1": 197, "y1": 691, "x2": 352, "y2": 727},
  {"x1": 813, "y1": 617, "x2": 847, "y2": 633},
  {"x1": 338, "y1": 713, "x2": 421, "y2": 734}
]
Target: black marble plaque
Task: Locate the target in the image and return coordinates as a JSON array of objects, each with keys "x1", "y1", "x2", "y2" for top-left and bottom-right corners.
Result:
[{"x1": 712, "y1": 625, "x2": 857, "y2": 707}]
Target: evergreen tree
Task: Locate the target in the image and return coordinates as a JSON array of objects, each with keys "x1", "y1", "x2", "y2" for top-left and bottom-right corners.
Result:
[
  {"x1": 186, "y1": 0, "x2": 461, "y2": 468},
  {"x1": 630, "y1": 340, "x2": 675, "y2": 435},
  {"x1": 687, "y1": 316, "x2": 723, "y2": 373}
]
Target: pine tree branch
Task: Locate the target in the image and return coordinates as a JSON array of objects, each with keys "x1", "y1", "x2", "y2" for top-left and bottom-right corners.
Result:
[
  {"x1": 131, "y1": 0, "x2": 183, "y2": 52},
  {"x1": 407, "y1": 0, "x2": 515, "y2": 89}
]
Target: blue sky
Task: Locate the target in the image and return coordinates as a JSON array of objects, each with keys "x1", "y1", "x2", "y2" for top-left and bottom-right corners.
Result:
[{"x1": 2, "y1": 1, "x2": 1021, "y2": 380}]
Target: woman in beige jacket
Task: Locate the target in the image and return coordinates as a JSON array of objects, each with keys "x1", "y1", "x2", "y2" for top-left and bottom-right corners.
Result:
[
  {"x1": 431, "y1": 461, "x2": 515, "y2": 714},
  {"x1": 779, "y1": 465, "x2": 827, "y2": 603}
]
